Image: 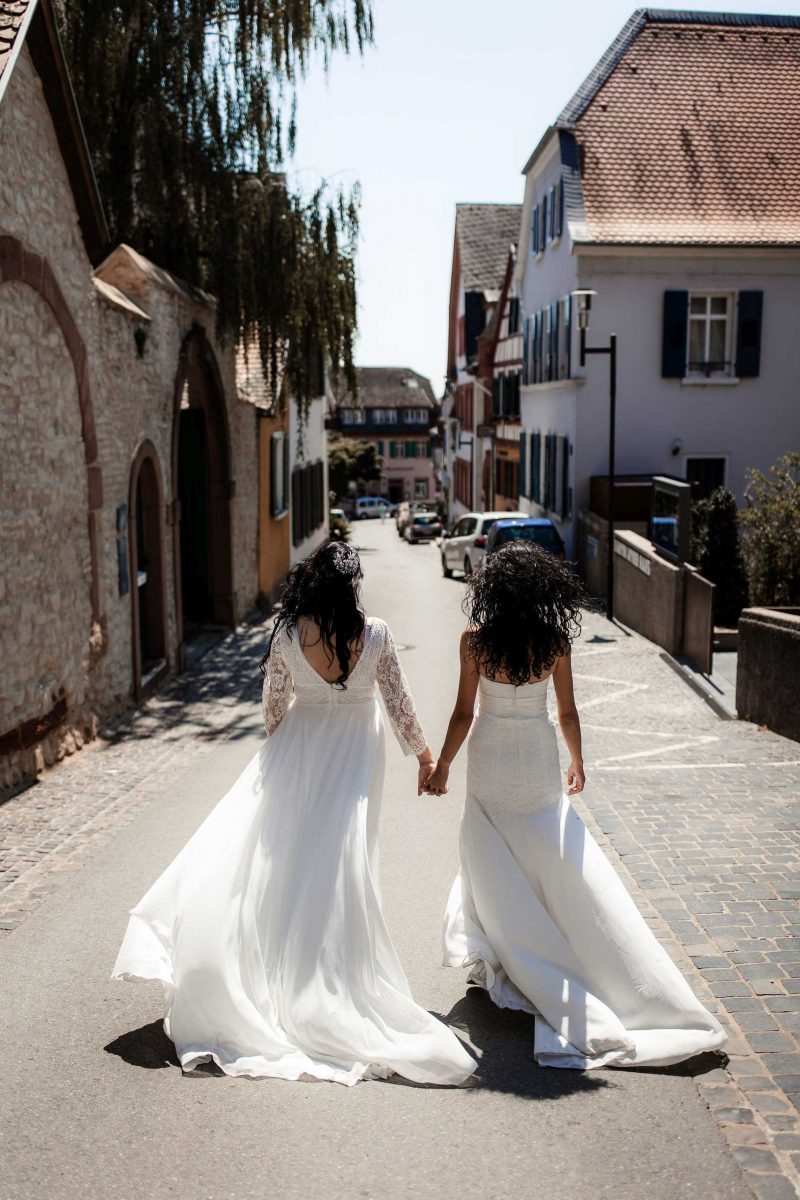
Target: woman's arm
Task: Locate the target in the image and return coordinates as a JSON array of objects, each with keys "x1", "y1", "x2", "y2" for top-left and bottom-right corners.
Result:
[
  {"x1": 552, "y1": 649, "x2": 585, "y2": 795},
  {"x1": 375, "y1": 622, "x2": 435, "y2": 793},
  {"x1": 426, "y1": 632, "x2": 480, "y2": 796}
]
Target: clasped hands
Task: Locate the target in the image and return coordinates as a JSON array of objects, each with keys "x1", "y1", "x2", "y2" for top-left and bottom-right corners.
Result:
[{"x1": 417, "y1": 756, "x2": 449, "y2": 797}]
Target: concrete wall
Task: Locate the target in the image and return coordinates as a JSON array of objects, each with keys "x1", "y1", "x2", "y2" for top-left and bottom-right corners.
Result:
[
  {"x1": 737, "y1": 607, "x2": 800, "y2": 742},
  {"x1": 613, "y1": 530, "x2": 684, "y2": 655},
  {"x1": 576, "y1": 509, "x2": 648, "y2": 597}
]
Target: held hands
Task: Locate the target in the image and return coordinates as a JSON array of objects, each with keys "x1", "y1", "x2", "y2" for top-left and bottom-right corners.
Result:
[
  {"x1": 424, "y1": 761, "x2": 449, "y2": 797},
  {"x1": 416, "y1": 749, "x2": 449, "y2": 796},
  {"x1": 566, "y1": 760, "x2": 586, "y2": 796}
]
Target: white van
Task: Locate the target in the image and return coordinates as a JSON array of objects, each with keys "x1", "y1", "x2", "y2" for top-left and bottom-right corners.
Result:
[{"x1": 353, "y1": 496, "x2": 391, "y2": 520}]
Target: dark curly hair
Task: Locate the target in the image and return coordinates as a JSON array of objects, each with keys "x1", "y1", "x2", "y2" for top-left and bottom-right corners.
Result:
[
  {"x1": 260, "y1": 541, "x2": 365, "y2": 688},
  {"x1": 463, "y1": 542, "x2": 588, "y2": 686}
]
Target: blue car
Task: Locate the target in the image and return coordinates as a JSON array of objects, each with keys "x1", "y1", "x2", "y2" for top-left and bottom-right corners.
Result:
[{"x1": 485, "y1": 517, "x2": 565, "y2": 560}]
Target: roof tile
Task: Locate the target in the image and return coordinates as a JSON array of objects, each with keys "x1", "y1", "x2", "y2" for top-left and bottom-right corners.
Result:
[
  {"x1": 572, "y1": 15, "x2": 800, "y2": 245},
  {"x1": 456, "y1": 204, "x2": 522, "y2": 290}
]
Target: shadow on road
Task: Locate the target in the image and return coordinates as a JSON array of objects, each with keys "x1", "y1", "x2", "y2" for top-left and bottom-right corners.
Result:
[
  {"x1": 438, "y1": 988, "x2": 728, "y2": 1094},
  {"x1": 435, "y1": 987, "x2": 608, "y2": 1100},
  {"x1": 105, "y1": 1020, "x2": 179, "y2": 1070}
]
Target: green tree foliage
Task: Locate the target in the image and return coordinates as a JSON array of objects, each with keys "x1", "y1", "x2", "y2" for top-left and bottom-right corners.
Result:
[
  {"x1": 328, "y1": 436, "x2": 383, "y2": 500},
  {"x1": 59, "y1": 1, "x2": 373, "y2": 411},
  {"x1": 740, "y1": 452, "x2": 800, "y2": 606},
  {"x1": 689, "y1": 487, "x2": 749, "y2": 627}
]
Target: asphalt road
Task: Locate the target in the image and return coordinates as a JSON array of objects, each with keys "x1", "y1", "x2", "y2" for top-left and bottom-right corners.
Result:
[{"x1": 0, "y1": 520, "x2": 749, "y2": 1200}]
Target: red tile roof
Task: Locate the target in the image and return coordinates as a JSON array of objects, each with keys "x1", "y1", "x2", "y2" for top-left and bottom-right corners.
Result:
[
  {"x1": 555, "y1": 10, "x2": 800, "y2": 246},
  {"x1": 0, "y1": 1, "x2": 35, "y2": 100}
]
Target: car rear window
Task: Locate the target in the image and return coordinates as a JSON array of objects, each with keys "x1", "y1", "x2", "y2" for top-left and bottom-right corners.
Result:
[
  {"x1": 414, "y1": 514, "x2": 439, "y2": 525},
  {"x1": 497, "y1": 524, "x2": 560, "y2": 547}
]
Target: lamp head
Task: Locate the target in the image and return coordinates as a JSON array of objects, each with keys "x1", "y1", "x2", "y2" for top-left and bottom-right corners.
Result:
[{"x1": 571, "y1": 289, "x2": 597, "y2": 331}]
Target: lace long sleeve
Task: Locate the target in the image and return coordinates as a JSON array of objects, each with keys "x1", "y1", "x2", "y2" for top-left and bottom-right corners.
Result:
[
  {"x1": 375, "y1": 622, "x2": 427, "y2": 757},
  {"x1": 262, "y1": 630, "x2": 293, "y2": 736}
]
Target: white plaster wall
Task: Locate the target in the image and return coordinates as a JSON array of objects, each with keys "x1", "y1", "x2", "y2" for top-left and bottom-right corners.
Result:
[{"x1": 573, "y1": 253, "x2": 800, "y2": 505}]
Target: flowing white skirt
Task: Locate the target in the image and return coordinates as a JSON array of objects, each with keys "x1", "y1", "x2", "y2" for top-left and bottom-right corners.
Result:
[
  {"x1": 443, "y1": 712, "x2": 727, "y2": 1069},
  {"x1": 113, "y1": 698, "x2": 476, "y2": 1087}
]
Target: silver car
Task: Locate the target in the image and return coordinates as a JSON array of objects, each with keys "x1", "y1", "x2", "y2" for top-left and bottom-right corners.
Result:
[{"x1": 441, "y1": 510, "x2": 526, "y2": 577}]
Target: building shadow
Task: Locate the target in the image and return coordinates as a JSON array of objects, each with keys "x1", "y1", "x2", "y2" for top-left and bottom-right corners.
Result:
[{"x1": 434, "y1": 988, "x2": 608, "y2": 1100}]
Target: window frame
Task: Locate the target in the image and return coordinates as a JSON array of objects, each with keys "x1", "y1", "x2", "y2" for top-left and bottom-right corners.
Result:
[{"x1": 686, "y1": 291, "x2": 735, "y2": 379}]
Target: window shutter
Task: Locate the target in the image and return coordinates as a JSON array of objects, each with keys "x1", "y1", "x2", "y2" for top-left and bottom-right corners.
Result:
[
  {"x1": 531, "y1": 205, "x2": 539, "y2": 255},
  {"x1": 662, "y1": 290, "x2": 689, "y2": 378},
  {"x1": 547, "y1": 186, "x2": 555, "y2": 241},
  {"x1": 560, "y1": 437, "x2": 569, "y2": 518},
  {"x1": 563, "y1": 295, "x2": 572, "y2": 380},
  {"x1": 555, "y1": 178, "x2": 564, "y2": 238},
  {"x1": 735, "y1": 290, "x2": 763, "y2": 378},
  {"x1": 531, "y1": 431, "x2": 540, "y2": 503},
  {"x1": 292, "y1": 468, "x2": 302, "y2": 546},
  {"x1": 539, "y1": 203, "x2": 547, "y2": 253},
  {"x1": 519, "y1": 432, "x2": 528, "y2": 498}
]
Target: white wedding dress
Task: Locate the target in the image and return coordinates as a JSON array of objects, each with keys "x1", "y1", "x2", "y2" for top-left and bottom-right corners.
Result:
[
  {"x1": 113, "y1": 618, "x2": 477, "y2": 1087},
  {"x1": 443, "y1": 674, "x2": 727, "y2": 1069}
]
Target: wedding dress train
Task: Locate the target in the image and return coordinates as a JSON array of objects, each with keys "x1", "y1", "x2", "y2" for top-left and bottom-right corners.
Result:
[
  {"x1": 113, "y1": 618, "x2": 476, "y2": 1086},
  {"x1": 443, "y1": 674, "x2": 726, "y2": 1069}
]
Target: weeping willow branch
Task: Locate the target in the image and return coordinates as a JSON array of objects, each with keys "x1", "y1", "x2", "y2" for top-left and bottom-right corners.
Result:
[{"x1": 59, "y1": 1, "x2": 371, "y2": 417}]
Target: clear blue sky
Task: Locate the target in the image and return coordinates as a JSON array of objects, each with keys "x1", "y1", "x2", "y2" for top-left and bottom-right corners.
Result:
[{"x1": 291, "y1": 0, "x2": 800, "y2": 393}]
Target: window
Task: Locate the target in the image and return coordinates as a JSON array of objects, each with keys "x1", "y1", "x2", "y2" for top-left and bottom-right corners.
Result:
[
  {"x1": 340, "y1": 408, "x2": 365, "y2": 425},
  {"x1": 687, "y1": 293, "x2": 734, "y2": 377},
  {"x1": 414, "y1": 479, "x2": 429, "y2": 499},
  {"x1": 389, "y1": 441, "x2": 402, "y2": 458},
  {"x1": 539, "y1": 200, "x2": 548, "y2": 253},
  {"x1": 508, "y1": 297, "x2": 520, "y2": 335},
  {"x1": 270, "y1": 433, "x2": 289, "y2": 517},
  {"x1": 547, "y1": 186, "x2": 555, "y2": 242},
  {"x1": 457, "y1": 314, "x2": 466, "y2": 357},
  {"x1": 403, "y1": 408, "x2": 429, "y2": 424},
  {"x1": 531, "y1": 203, "x2": 540, "y2": 255},
  {"x1": 372, "y1": 408, "x2": 398, "y2": 425}
]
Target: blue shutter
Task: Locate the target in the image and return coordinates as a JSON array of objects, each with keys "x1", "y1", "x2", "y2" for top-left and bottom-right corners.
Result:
[
  {"x1": 539, "y1": 202, "x2": 547, "y2": 252},
  {"x1": 662, "y1": 290, "x2": 689, "y2": 378},
  {"x1": 555, "y1": 178, "x2": 564, "y2": 238},
  {"x1": 531, "y1": 431, "x2": 541, "y2": 503},
  {"x1": 519, "y1": 432, "x2": 528, "y2": 498},
  {"x1": 547, "y1": 186, "x2": 555, "y2": 241},
  {"x1": 735, "y1": 290, "x2": 763, "y2": 378},
  {"x1": 531, "y1": 204, "x2": 540, "y2": 255}
]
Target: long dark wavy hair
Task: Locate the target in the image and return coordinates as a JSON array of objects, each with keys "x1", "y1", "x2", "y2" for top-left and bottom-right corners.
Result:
[
  {"x1": 260, "y1": 541, "x2": 366, "y2": 688},
  {"x1": 464, "y1": 542, "x2": 588, "y2": 686}
]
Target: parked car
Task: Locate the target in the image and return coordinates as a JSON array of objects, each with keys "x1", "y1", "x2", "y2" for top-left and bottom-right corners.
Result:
[
  {"x1": 404, "y1": 512, "x2": 443, "y2": 544},
  {"x1": 396, "y1": 501, "x2": 427, "y2": 538},
  {"x1": 329, "y1": 507, "x2": 350, "y2": 541},
  {"x1": 352, "y1": 496, "x2": 394, "y2": 520},
  {"x1": 485, "y1": 517, "x2": 565, "y2": 560},
  {"x1": 440, "y1": 511, "x2": 526, "y2": 578}
]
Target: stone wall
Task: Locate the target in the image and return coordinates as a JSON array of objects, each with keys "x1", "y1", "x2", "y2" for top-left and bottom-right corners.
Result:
[
  {"x1": 0, "y1": 44, "x2": 261, "y2": 790},
  {"x1": 737, "y1": 608, "x2": 800, "y2": 742}
]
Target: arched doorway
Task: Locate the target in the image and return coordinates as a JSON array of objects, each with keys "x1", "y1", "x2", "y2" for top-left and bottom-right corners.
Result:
[
  {"x1": 171, "y1": 325, "x2": 236, "y2": 669},
  {"x1": 129, "y1": 443, "x2": 168, "y2": 700}
]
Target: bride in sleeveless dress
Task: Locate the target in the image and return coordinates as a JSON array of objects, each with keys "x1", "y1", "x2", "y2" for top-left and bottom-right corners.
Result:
[
  {"x1": 427, "y1": 541, "x2": 726, "y2": 1070},
  {"x1": 112, "y1": 541, "x2": 476, "y2": 1087}
]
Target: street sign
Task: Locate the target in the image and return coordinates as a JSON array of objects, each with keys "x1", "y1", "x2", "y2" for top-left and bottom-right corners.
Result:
[{"x1": 476, "y1": 424, "x2": 496, "y2": 438}]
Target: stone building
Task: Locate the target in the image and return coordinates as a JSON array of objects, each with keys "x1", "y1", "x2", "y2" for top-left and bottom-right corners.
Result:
[{"x1": 0, "y1": 0, "x2": 324, "y2": 790}]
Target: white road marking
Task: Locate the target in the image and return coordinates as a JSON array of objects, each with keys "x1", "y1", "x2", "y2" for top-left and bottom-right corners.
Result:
[
  {"x1": 594, "y1": 736, "x2": 719, "y2": 765},
  {"x1": 594, "y1": 759, "x2": 800, "y2": 772}
]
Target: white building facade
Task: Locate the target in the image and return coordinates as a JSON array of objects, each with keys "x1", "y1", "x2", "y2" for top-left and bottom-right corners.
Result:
[{"x1": 515, "y1": 10, "x2": 800, "y2": 561}]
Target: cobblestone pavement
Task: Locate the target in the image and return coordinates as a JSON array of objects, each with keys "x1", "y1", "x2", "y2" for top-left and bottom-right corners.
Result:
[
  {"x1": 0, "y1": 617, "x2": 268, "y2": 935},
  {"x1": 569, "y1": 613, "x2": 800, "y2": 1200},
  {"x1": 1, "y1": 537, "x2": 799, "y2": 1198}
]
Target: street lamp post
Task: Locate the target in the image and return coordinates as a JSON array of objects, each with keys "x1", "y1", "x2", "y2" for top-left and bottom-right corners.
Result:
[{"x1": 572, "y1": 289, "x2": 618, "y2": 622}]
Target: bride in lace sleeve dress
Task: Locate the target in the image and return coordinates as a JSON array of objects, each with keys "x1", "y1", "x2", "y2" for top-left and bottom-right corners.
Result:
[
  {"x1": 427, "y1": 542, "x2": 725, "y2": 1071},
  {"x1": 112, "y1": 542, "x2": 476, "y2": 1087}
]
